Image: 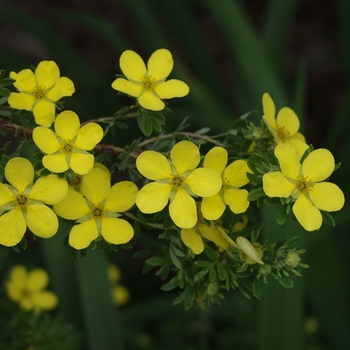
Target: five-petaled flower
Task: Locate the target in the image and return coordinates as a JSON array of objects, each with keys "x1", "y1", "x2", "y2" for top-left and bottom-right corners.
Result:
[
  {"x1": 262, "y1": 93, "x2": 308, "y2": 156},
  {"x1": 8, "y1": 60, "x2": 75, "y2": 127},
  {"x1": 201, "y1": 146, "x2": 251, "y2": 220},
  {"x1": 263, "y1": 143, "x2": 345, "y2": 231},
  {"x1": 33, "y1": 110, "x2": 104, "y2": 175},
  {"x1": 135, "y1": 140, "x2": 222, "y2": 229},
  {"x1": 53, "y1": 168, "x2": 138, "y2": 250},
  {"x1": 0, "y1": 157, "x2": 68, "y2": 247},
  {"x1": 111, "y1": 48, "x2": 189, "y2": 111},
  {"x1": 5, "y1": 265, "x2": 58, "y2": 314}
]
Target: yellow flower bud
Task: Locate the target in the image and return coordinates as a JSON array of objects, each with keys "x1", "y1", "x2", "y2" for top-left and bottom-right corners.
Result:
[{"x1": 285, "y1": 252, "x2": 301, "y2": 268}]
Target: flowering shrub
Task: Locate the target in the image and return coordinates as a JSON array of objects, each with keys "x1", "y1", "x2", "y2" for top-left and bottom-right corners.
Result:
[{"x1": 0, "y1": 49, "x2": 345, "y2": 310}]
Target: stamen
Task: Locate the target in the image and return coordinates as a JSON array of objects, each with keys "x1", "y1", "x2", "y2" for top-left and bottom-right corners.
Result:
[
  {"x1": 17, "y1": 194, "x2": 27, "y2": 205},
  {"x1": 142, "y1": 76, "x2": 155, "y2": 90},
  {"x1": 277, "y1": 125, "x2": 290, "y2": 141},
  {"x1": 32, "y1": 85, "x2": 46, "y2": 99},
  {"x1": 172, "y1": 175, "x2": 184, "y2": 188},
  {"x1": 93, "y1": 208, "x2": 102, "y2": 218},
  {"x1": 63, "y1": 143, "x2": 73, "y2": 153}
]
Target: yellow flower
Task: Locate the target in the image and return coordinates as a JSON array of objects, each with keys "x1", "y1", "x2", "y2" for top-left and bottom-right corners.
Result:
[
  {"x1": 108, "y1": 264, "x2": 130, "y2": 306},
  {"x1": 135, "y1": 140, "x2": 222, "y2": 229},
  {"x1": 8, "y1": 60, "x2": 75, "y2": 127},
  {"x1": 201, "y1": 146, "x2": 251, "y2": 220},
  {"x1": 111, "y1": 49, "x2": 189, "y2": 111},
  {"x1": 263, "y1": 143, "x2": 345, "y2": 231},
  {"x1": 53, "y1": 168, "x2": 138, "y2": 250},
  {"x1": 262, "y1": 93, "x2": 308, "y2": 156},
  {"x1": 0, "y1": 157, "x2": 68, "y2": 247},
  {"x1": 33, "y1": 110, "x2": 103, "y2": 175},
  {"x1": 180, "y1": 204, "x2": 233, "y2": 254},
  {"x1": 5, "y1": 265, "x2": 58, "y2": 314}
]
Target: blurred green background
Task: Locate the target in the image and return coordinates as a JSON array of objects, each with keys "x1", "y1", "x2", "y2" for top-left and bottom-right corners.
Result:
[{"x1": 1, "y1": 0, "x2": 350, "y2": 349}]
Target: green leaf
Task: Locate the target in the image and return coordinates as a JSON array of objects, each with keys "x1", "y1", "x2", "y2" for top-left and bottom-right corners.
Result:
[
  {"x1": 278, "y1": 276, "x2": 294, "y2": 288},
  {"x1": 145, "y1": 257, "x2": 169, "y2": 267},
  {"x1": 276, "y1": 205, "x2": 288, "y2": 225},
  {"x1": 169, "y1": 245, "x2": 182, "y2": 269},
  {"x1": 322, "y1": 211, "x2": 336, "y2": 227},
  {"x1": 216, "y1": 261, "x2": 227, "y2": 281},
  {"x1": 193, "y1": 268, "x2": 209, "y2": 282},
  {"x1": 161, "y1": 276, "x2": 179, "y2": 291},
  {"x1": 247, "y1": 187, "x2": 266, "y2": 201},
  {"x1": 252, "y1": 276, "x2": 263, "y2": 299}
]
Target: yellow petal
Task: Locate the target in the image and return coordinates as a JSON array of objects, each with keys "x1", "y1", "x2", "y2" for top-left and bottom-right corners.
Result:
[
  {"x1": 276, "y1": 107, "x2": 300, "y2": 136},
  {"x1": 186, "y1": 168, "x2": 222, "y2": 197},
  {"x1": 54, "y1": 110, "x2": 80, "y2": 141},
  {"x1": 262, "y1": 93, "x2": 277, "y2": 129},
  {"x1": 105, "y1": 181, "x2": 138, "y2": 212},
  {"x1": 0, "y1": 208, "x2": 26, "y2": 246},
  {"x1": 302, "y1": 148, "x2": 335, "y2": 182},
  {"x1": 170, "y1": 141, "x2": 200, "y2": 174},
  {"x1": 170, "y1": 141, "x2": 200, "y2": 173},
  {"x1": 224, "y1": 160, "x2": 250, "y2": 187},
  {"x1": 32, "y1": 291, "x2": 58, "y2": 311},
  {"x1": 287, "y1": 138, "x2": 309, "y2": 157},
  {"x1": 138, "y1": 91, "x2": 165, "y2": 111},
  {"x1": 75, "y1": 123, "x2": 103, "y2": 150},
  {"x1": 274, "y1": 143, "x2": 300, "y2": 179},
  {"x1": 32, "y1": 100, "x2": 56, "y2": 127},
  {"x1": 101, "y1": 218, "x2": 134, "y2": 244},
  {"x1": 5, "y1": 157, "x2": 34, "y2": 192},
  {"x1": 26, "y1": 204, "x2": 59, "y2": 238},
  {"x1": 309, "y1": 182, "x2": 345, "y2": 212},
  {"x1": 203, "y1": 146, "x2": 227, "y2": 174},
  {"x1": 136, "y1": 182, "x2": 171, "y2": 213},
  {"x1": 119, "y1": 50, "x2": 146, "y2": 81},
  {"x1": 201, "y1": 194, "x2": 225, "y2": 220},
  {"x1": 35, "y1": 60, "x2": 60, "y2": 88},
  {"x1": 29, "y1": 175, "x2": 68, "y2": 205},
  {"x1": 82, "y1": 168, "x2": 110, "y2": 204},
  {"x1": 32, "y1": 127, "x2": 61, "y2": 154},
  {"x1": 147, "y1": 49, "x2": 173, "y2": 80},
  {"x1": 200, "y1": 224, "x2": 229, "y2": 250},
  {"x1": 136, "y1": 151, "x2": 171, "y2": 180},
  {"x1": 111, "y1": 78, "x2": 142, "y2": 97},
  {"x1": 70, "y1": 152, "x2": 95, "y2": 175},
  {"x1": 263, "y1": 172, "x2": 295, "y2": 198},
  {"x1": 45, "y1": 77, "x2": 75, "y2": 101},
  {"x1": 10, "y1": 69, "x2": 36, "y2": 91},
  {"x1": 27, "y1": 269, "x2": 49, "y2": 291},
  {"x1": 180, "y1": 228, "x2": 204, "y2": 254},
  {"x1": 224, "y1": 188, "x2": 249, "y2": 214},
  {"x1": 68, "y1": 219, "x2": 98, "y2": 250},
  {"x1": 154, "y1": 79, "x2": 189, "y2": 98},
  {"x1": 53, "y1": 190, "x2": 90, "y2": 220},
  {"x1": 0, "y1": 183, "x2": 14, "y2": 207},
  {"x1": 236, "y1": 236, "x2": 264, "y2": 264},
  {"x1": 8, "y1": 92, "x2": 34, "y2": 111},
  {"x1": 292, "y1": 194, "x2": 322, "y2": 231},
  {"x1": 169, "y1": 189, "x2": 197, "y2": 228},
  {"x1": 42, "y1": 154, "x2": 69, "y2": 173}
]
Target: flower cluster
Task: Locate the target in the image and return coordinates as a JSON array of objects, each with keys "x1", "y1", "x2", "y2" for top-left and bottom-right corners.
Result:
[{"x1": 0, "y1": 48, "x2": 345, "y2": 308}]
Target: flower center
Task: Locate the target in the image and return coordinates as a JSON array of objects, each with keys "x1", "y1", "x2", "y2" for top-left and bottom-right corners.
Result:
[
  {"x1": 277, "y1": 125, "x2": 290, "y2": 142},
  {"x1": 171, "y1": 175, "x2": 185, "y2": 188},
  {"x1": 32, "y1": 85, "x2": 46, "y2": 99},
  {"x1": 63, "y1": 143, "x2": 73, "y2": 153},
  {"x1": 93, "y1": 207, "x2": 103, "y2": 218},
  {"x1": 16, "y1": 194, "x2": 27, "y2": 206},
  {"x1": 142, "y1": 76, "x2": 156, "y2": 91}
]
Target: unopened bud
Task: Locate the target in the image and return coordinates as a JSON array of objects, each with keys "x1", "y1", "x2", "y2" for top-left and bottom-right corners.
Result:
[{"x1": 285, "y1": 252, "x2": 301, "y2": 268}]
